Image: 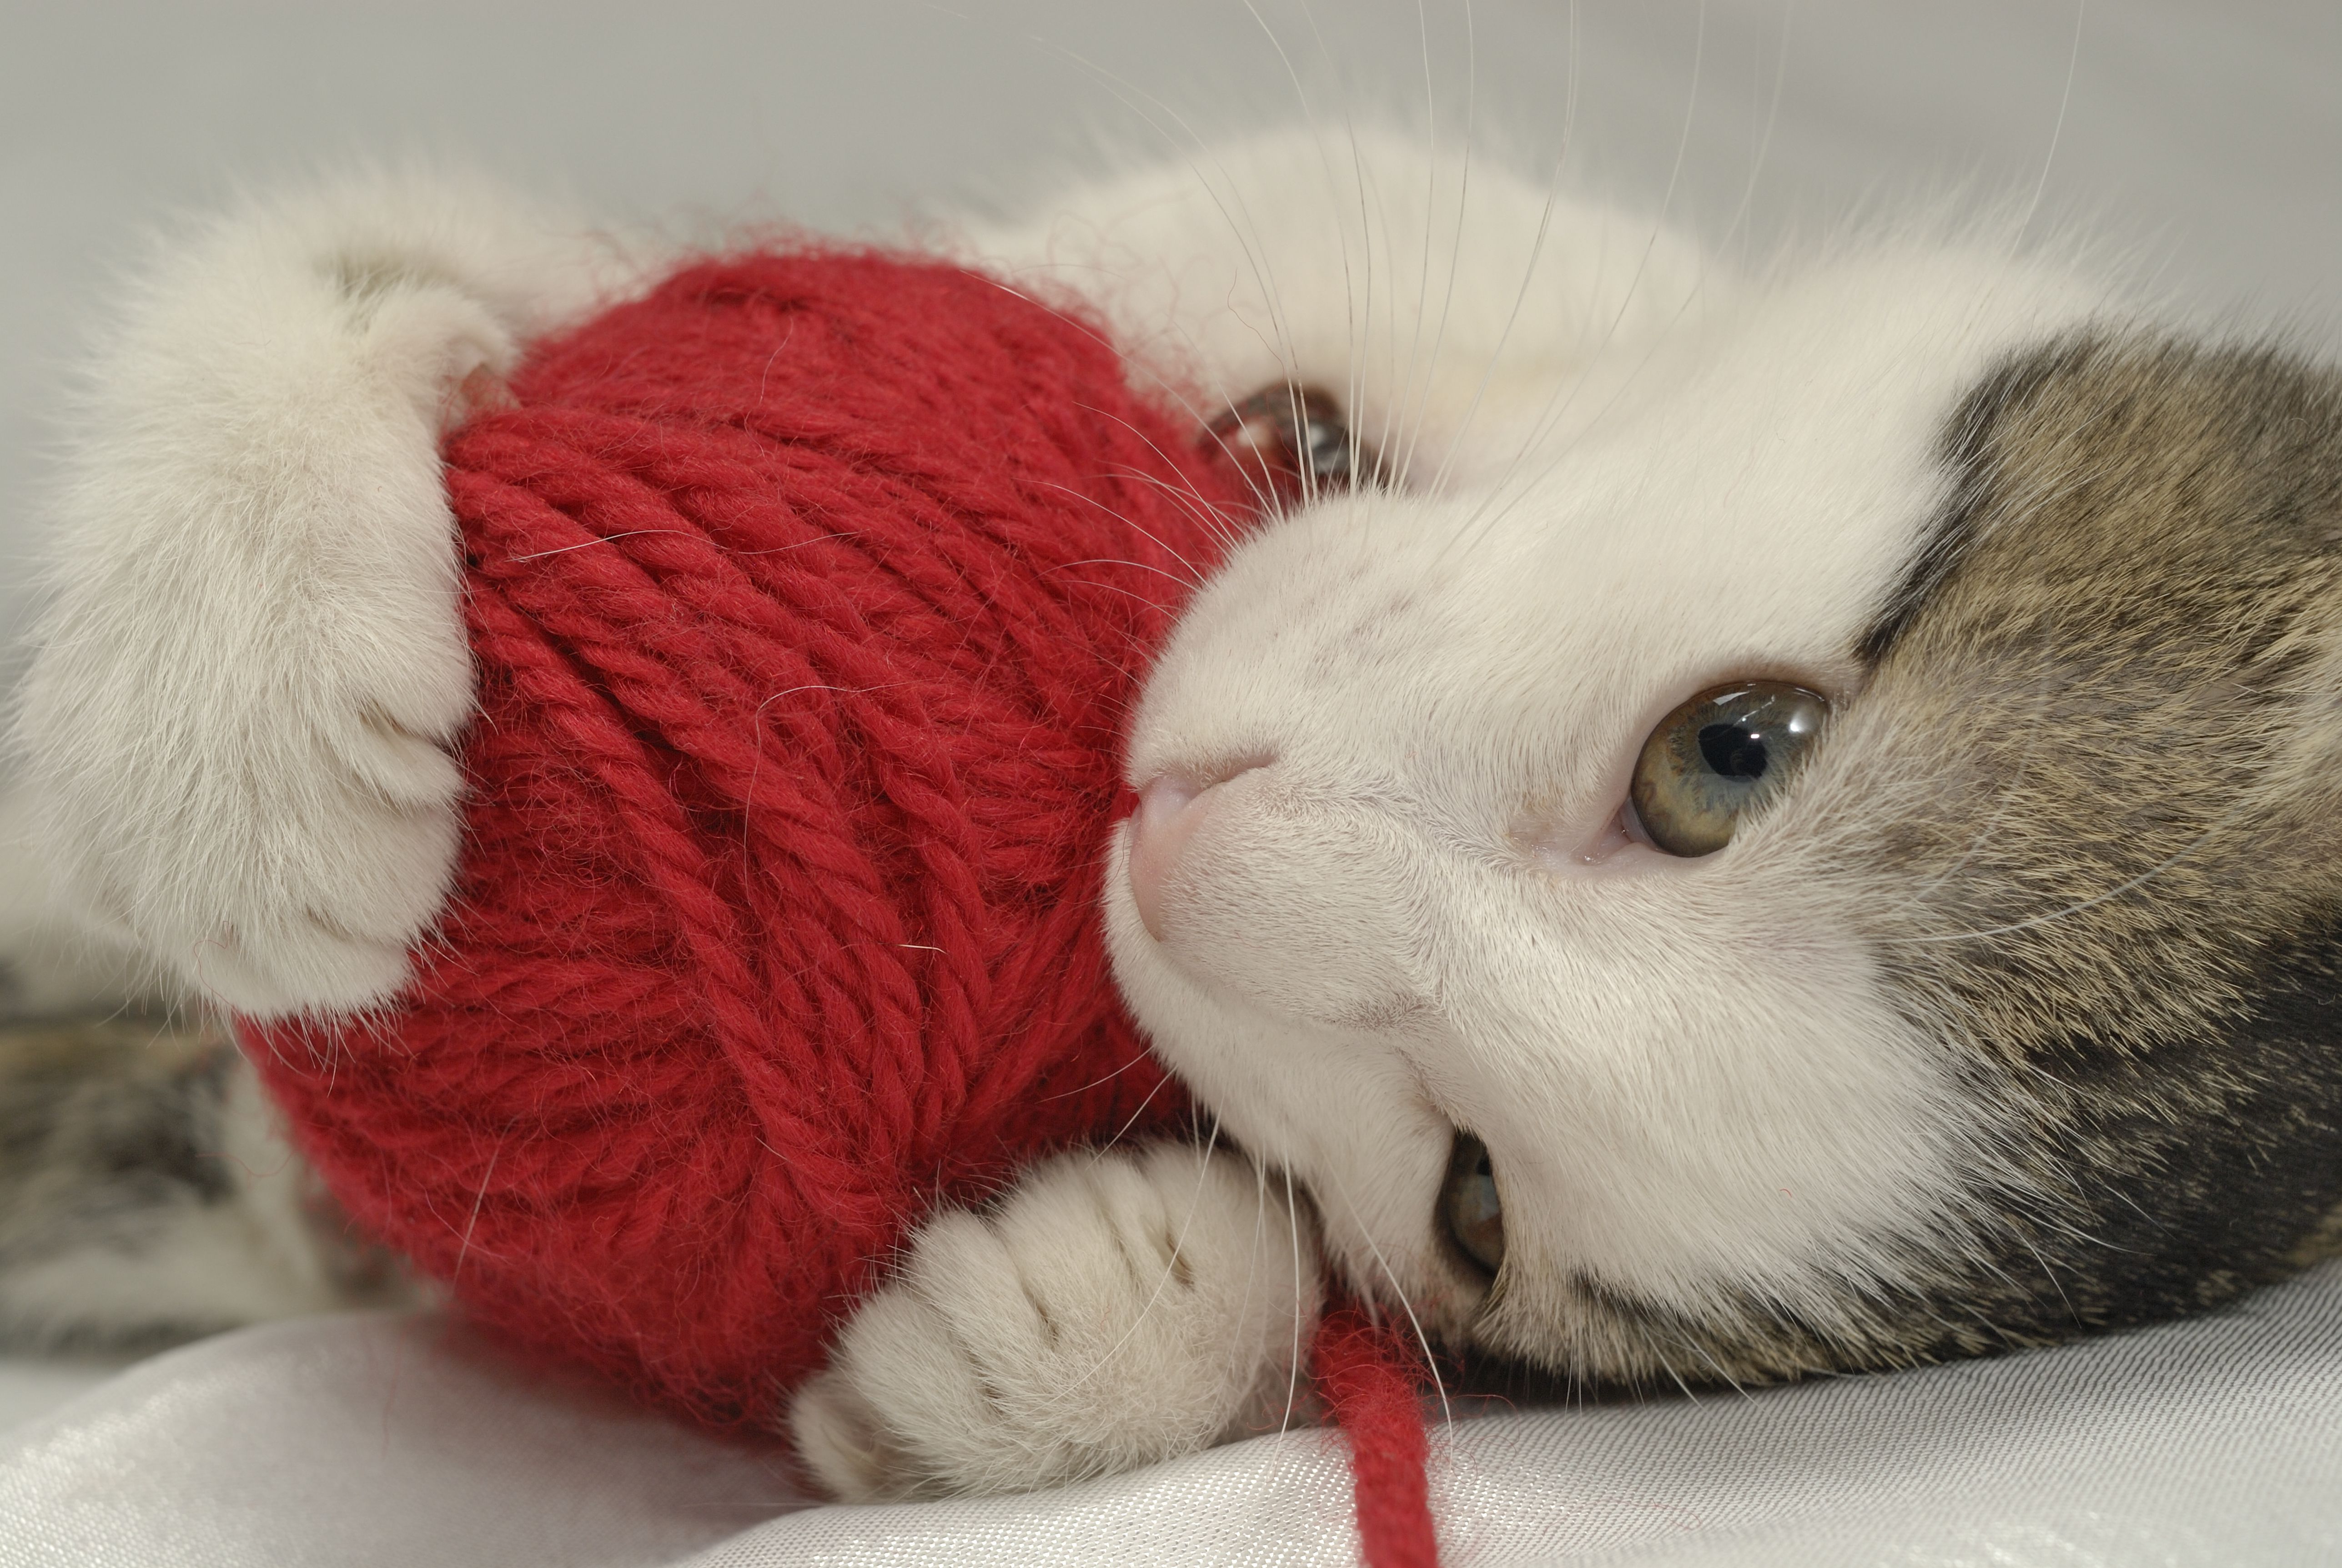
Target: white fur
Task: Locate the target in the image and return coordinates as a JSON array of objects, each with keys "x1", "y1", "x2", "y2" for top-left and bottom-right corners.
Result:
[
  {"x1": 10, "y1": 136, "x2": 2134, "y2": 1497},
  {"x1": 959, "y1": 128, "x2": 1713, "y2": 488},
  {"x1": 831, "y1": 142, "x2": 2123, "y2": 1478},
  {"x1": 790, "y1": 1144, "x2": 1317, "y2": 1498},
  {"x1": 0, "y1": 788, "x2": 157, "y2": 1016},
  {"x1": 11, "y1": 171, "x2": 658, "y2": 1017}
]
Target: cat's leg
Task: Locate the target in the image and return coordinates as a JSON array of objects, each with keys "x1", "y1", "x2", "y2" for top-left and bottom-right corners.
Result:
[
  {"x1": 0, "y1": 1013, "x2": 413, "y2": 1347},
  {"x1": 12, "y1": 174, "x2": 656, "y2": 1018},
  {"x1": 789, "y1": 1143, "x2": 1322, "y2": 1499}
]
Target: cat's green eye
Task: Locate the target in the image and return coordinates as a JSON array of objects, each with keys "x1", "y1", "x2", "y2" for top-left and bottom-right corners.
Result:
[
  {"x1": 1440, "y1": 1133, "x2": 1506, "y2": 1277},
  {"x1": 1628, "y1": 681, "x2": 1829, "y2": 857}
]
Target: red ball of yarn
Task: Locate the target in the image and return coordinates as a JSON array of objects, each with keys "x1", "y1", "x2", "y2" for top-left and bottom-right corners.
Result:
[{"x1": 244, "y1": 249, "x2": 1242, "y2": 1427}]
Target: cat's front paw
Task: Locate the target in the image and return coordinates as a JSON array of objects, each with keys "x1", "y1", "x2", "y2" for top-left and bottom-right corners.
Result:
[
  {"x1": 789, "y1": 1143, "x2": 1322, "y2": 1500},
  {"x1": 36, "y1": 615, "x2": 475, "y2": 1024},
  {"x1": 13, "y1": 184, "x2": 560, "y2": 1019}
]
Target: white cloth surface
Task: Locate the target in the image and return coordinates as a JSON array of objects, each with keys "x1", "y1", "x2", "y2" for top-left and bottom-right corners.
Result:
[
  {"x1": 0, "y1": 1358, "x2": 118, "y2": 1434},
  {"x1": 4, "y1": 1261, "x2": 2337, "y2": 1567}
]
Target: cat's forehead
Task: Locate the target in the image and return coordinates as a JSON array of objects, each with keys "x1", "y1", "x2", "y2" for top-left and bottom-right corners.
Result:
[
  {"x1": 1338, "y1": 250, "x2": 2118, "y2": 772},
  {"x1": 1509, "y1": 249, "x2": 2111, "y2": 662}
]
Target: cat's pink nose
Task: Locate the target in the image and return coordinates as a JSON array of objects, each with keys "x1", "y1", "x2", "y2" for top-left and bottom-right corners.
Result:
[{"x1": 1127, "y1": 763, "x2": 1262, "y2": 940}]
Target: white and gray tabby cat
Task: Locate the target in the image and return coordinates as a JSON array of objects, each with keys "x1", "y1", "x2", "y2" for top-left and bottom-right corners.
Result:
[{"x1": 5, "y1": 126, "x2": 2342, "y2": 1499}]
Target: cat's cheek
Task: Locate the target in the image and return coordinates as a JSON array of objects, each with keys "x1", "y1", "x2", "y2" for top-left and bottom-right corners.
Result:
[{"x1": 1109, "y1": 860, "x2": 1438, "y2": 1240}]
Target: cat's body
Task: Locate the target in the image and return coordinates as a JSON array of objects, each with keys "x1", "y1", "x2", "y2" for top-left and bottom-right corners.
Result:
[{"x1": 8, "y1": 130, "x2": 2342, "y2": 1500}]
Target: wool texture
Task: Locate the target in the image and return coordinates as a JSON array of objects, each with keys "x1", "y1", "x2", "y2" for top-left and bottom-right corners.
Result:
[
  {"x1": 239, "y1": 247, "x2": 1439, "y2": 1564},
  {"x1": 1316, "y1": 1300, "x2": 1443, "y2": 1568}
]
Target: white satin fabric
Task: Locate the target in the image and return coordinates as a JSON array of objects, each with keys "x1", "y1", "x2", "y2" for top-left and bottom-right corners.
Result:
[{"x1": 3, "y1": 1260, "x2": 2337, "y2": 1567}]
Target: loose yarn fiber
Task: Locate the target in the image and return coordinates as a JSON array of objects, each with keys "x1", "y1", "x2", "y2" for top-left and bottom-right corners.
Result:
[{"x1": 241, "y1": 248, "x2": 1441, "y2": 1566}]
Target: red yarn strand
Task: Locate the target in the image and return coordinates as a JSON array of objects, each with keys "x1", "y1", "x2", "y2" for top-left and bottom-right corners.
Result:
[{"x1": 1315, "y1": 1300, "x2": 1444, "y2": 1568}]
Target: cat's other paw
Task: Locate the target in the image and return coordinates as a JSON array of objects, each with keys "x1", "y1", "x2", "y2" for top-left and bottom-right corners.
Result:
[
  {"x1": 789, "y1": 1143, "x2": 1322, "y2": 1500},
  {"x1": 14, "y1": 172, "x2": 642, "y2": 1018}
]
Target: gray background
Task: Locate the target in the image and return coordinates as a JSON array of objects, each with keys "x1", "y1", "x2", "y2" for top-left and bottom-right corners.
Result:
[{"x1": 4, "y1": 0, "x2": 2339, "y2": 679}]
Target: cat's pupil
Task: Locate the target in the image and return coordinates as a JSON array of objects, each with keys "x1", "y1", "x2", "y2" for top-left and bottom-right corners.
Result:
[{"x1": 1699, "y1": 723, "x2": 1769, "y2": 779}]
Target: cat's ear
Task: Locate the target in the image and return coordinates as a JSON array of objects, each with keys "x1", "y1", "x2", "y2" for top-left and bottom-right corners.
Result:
[{"x1": 11, "y1": 171, "x2": 662, "y2": 1017}]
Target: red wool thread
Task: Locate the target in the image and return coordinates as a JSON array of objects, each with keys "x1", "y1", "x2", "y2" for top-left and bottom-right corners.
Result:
[
  {"x1": 1315, "y1": 1301, "x2": 1444, "y2": 1568},
  {"x1": 240, "y1": 249, "x2": 1439, "y2": 1566}
]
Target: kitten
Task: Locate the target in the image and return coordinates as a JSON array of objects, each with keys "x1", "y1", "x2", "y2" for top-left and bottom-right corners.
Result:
[{"x1": 7, "y1": 131, "x2": 2342, "y2": 1504}]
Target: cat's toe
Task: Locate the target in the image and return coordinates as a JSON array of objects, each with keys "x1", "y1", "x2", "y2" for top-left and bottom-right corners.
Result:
[
  {"x1": 175, "y1": 744, "x2": 465, "y2": 1017},
  {"x1": 182, "y1": 818, "x2": 461, "y2": 1017},
  {"x1": 788, "y1": 1365, "x2": 916, "y2": 1502},
  {"x1": 33, "y1": 651, "x2": 472, "y2": 1020}
]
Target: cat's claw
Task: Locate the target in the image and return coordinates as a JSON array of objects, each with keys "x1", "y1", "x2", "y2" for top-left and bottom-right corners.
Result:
[{"x1": 790, "y1": 1143, "x2": 1322, "y2": 1500}]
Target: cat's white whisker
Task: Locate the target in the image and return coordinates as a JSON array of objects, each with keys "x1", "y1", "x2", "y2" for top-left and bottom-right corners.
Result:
[
  {"x1": 1715, "y1": 0, "x2": 1792, "y2": 262},
  {"x1": 2014, "y1": 0, "x2": 2088, "y2": 253},
  {"x1": 1279, "y1": 1165, "x2": 1307, "y2": 1441}
]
